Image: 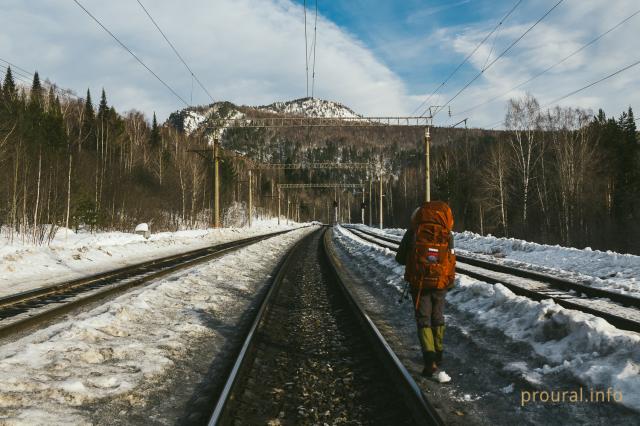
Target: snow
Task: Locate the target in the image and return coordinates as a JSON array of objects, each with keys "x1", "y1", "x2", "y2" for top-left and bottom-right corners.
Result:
[
  {"x1": 454, "y1": 231, "x2": 640, "y2": 297},
  {"x1": 333, "y1": 225, "x2": 640, "y2": 413},
  {"x1": 352, "y1": 224, "x2": 640, "y2": 299},
  {"x1": 183, "y1": 110, "x2": 206, "y2": 134},
  {"x1": 133, "y1": 223, "x2": 149, "y2": 233},
  {"x1": 259, "y1": 97, "x2": 360, "y2": 118},
  {"x1": 0, "y1": 219, "x2": 309, "y2": 298},
  {"x1": 0, "y1": 226, "x2": 317, "y2": 423},
  {"x1": 434, "y1": 370, "x2": 451, "y2": 383}
]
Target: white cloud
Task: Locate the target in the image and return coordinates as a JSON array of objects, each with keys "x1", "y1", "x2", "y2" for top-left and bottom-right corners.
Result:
[
  {"x1": 0, "y1": 0, "x2": 414, "y2": 120},
  {"x1": 428, "y1": 0, "x2": 640, "y2": 128}
]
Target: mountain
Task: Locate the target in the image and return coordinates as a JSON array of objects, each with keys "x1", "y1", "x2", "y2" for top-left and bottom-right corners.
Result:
[
  {"x1": 257, "y1": 97, "x2": 360, "y2": 118},
  {"x1": 166, "y1": 97, "x2": 361, "y2": 135}
]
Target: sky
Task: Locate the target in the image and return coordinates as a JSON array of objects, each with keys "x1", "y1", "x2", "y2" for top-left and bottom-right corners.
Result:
[{"x1": 1, "y1": 0, "x2": 639, "y2": 128}]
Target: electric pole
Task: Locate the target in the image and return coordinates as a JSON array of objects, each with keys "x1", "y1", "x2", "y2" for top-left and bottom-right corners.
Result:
[
  {"x1": 379, "y1": 170, "x2": 383, "y2": 230},
  {"x1": 425, "y1": 126, "x2": 431, "y2": 203},
  {"x1": 213, "y1": 137, "x2": 220, "y2": 227},
  {"x1": 248, "y1": 169, "x2": 252, "y2": 227},
  {"x1": 361, "y1": 187, "x2": 365, "y2": 224},
  {"x1": 277, "y1": 186, "x2": 281, "y2": 225},
  {"x1": 369, "y1": 178, "x2": 372, "y2": 226}
]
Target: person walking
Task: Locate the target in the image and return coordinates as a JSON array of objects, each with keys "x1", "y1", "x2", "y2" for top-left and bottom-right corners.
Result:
[{"x1": 395, "y1": 201, "x2": 456, "y2": 382}]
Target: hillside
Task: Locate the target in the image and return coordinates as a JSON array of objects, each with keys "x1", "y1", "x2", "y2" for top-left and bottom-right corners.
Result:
[{"x1": 166, "y1": 97, "x2": 361, "y2": 135}]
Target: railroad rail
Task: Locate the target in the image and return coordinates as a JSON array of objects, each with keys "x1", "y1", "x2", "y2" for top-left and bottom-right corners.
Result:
[
  {"x1": 0, "y1": 228, "x2": 301, "y2": 339},
  {"x1": 208, "y1": 228, "x2": 444, "y2": 425},
  {"x1": 341, "y1": 225, "x2": 640, "y2": 334}
]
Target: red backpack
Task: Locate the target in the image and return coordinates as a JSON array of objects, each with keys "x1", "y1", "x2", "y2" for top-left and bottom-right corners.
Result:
[{"x1": 404, "y1": 201, "x2": 455, "y2": 291}]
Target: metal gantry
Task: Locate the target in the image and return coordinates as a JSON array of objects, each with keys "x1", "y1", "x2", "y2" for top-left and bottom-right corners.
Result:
[
  {"x1": 247, "y1": 163, "x2": 372, "y2": 227},
  {"x1": 277, "y1": 183, "x2": 366, "y2": 225},
  {"x1": 216, "y1": 116, "x2": 431, "y2": 129},
  {"x1": 202, "y1": 110, "x2": 443, "y2": 228}
]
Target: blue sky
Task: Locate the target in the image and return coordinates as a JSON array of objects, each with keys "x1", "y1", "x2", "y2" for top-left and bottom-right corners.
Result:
[
  {"x1": 299, "y1": 0, "x2": 495, "y2": 93},
  {"x1": 1, "y1": 0, "x2": 639, "y2": 127}
]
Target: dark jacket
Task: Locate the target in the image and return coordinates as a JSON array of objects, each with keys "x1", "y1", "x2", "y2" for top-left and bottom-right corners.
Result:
[{"x1": 395, "y1": 230, "x2": 413, "y2": 265}]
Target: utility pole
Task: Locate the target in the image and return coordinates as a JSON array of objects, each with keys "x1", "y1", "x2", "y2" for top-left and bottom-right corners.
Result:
[
  {"x1": 214, "y1": 136, "x2": 220, "y2": 227},
  {"x1": 277, "y1": 186, "x2": 281, "y2": 225},
  {"x1": 361, "y1": 187, "x2": 365, "y2": 224},
  {"x1": 425, "y1": 126, "x2": 431, "y2": 203},
  {"x1": 248, "y1": 169, "x2": 252, "y2": 227},
  {"x1": 188, "y1": 137, "x2": 220, "y2": 228},
  {"x1": 369, "y1": 178, "x2": 372, "y2": 226},
  {"x1": 379, "y1": 170, "x2": 383, "y2": 230},
  {"x1": 286, "y1": 198, "x2": 290, "y2": 225}
]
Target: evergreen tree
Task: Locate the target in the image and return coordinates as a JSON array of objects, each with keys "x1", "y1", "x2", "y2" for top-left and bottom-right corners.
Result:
[
  {"x1": 30, "y1": 71, "x2": 43, "y2": 106},
  {"x1": 26, "y1": 72, "x2": 46, "y2": 151},
  {"x1": 81, "y1": 88, "x2": 95, "y2": 145},
  {"x1": 98, "y1": 88, "x2": 108, "y2": 119},
  {"x1": 2, "y1": 67, "x2": 16, "y2": 100},
  {"x1": 150, "y1": 112, "x2": 160, "y2": 148},
  {"x1": 45, "y1": 93, "x2": 66, "y2": 151}
]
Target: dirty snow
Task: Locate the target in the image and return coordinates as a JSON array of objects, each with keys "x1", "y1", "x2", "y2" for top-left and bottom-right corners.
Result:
[
  {"x1": 334, "y1": 225, "x2": 640, "y2": 413},
  {"x1": 0, "y1": 226, "x2": 317, "y2": 424},
  {"x1": 0, "y1": 220, "x2": 308, "y2": 298}
]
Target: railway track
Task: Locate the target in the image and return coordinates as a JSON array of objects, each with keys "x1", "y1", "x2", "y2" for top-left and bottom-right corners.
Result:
[
  {"x1": 0, "y1": 228, "x2": 299, "y2": 339},
  {"x1": 208, "y1": 228, "x2": 443, "y2": 426},
  {"x1": 342, "y1": 225, "x2": 640, "y2": 334}
]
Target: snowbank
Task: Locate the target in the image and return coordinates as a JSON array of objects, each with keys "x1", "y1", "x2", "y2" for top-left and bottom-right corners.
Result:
[
  {"x1": 0, "y1": 220, "x2": 310, "y2": 298},
  {"x1": 352, "y1": 224, "x2": 640, "y2": 298},
  {"x1": 333, "y1": 225, "x2": 640, "y2": 412},
  {"x1": 0, "y1": 226, "x2": 317, "y2": 423},
  {"x1": 455, "y1": 231, "x2": 640, "y2": 297}
]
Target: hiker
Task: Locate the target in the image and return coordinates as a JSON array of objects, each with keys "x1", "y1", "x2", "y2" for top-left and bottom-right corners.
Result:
[{"x1": 395, "y1": 201, "x2": 456, "y2": 381}]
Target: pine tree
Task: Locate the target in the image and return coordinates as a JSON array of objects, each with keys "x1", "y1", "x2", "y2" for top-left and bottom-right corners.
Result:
[
  {"x1": 45, "y1": 94, "x2": 66, "y2": 151},
  {"x1": 98, "y1": 88, "x2": 108, "y2": 119},
  {"x1": 30, "y1": 71, "x2": 43, "y2": 106},
  {"x1": 150, "y1": 112, "x2": 160, "y2": 148},
  {"x1": 3, "y1": 67, "x2": 17, "y2": 101},
  {"x1": 81, "y1": 88, "x2": 95, "y2": 146}
]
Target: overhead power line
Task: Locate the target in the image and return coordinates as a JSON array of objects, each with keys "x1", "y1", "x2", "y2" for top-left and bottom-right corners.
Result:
[
  {"x1": 455, "y1": 8, "x2": 640, "y2": 118},
  {"x1": 73, "y1": 0, "x2": 189, "y2": 106},
  {"x1": 429, "y1": 0, "x2": 565, "y2": 119},
  {"x1": 0, "y1": 64, "x2": 31, "y2": 85},
  {"x1": 135, "y1": 0, "x2": 215, "y2": 104},
  {"x1": 304, "y1": 0, "x2": 309, "y2": 98},
  {"x1": 546, "y1": 58, "x2": 640, "y2": 106},
  {"x1": 311, "y1": 0, "x2": 318, "y2": 98},
  {"x1": 411, "y1": 0, "x2": 524, "y2": 116},
  {"x1": 0, "y1": 61, "x2": 82, "y2": 100},
  {"x1": 0, "y1": 58, "x2": 32, "y2": 77},
  {"x1": 479, "y1": 57, "x2": 640, "y2": 129}
]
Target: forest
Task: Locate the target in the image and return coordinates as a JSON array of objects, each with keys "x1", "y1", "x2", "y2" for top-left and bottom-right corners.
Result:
[{"x1": 0, "y1": 67, "x2": 638, "y2": 253}]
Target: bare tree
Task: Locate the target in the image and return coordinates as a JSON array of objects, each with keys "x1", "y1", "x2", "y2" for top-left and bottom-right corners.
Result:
[{"x1": 505, "y1": 94, "x2": 543, "y2": 229}]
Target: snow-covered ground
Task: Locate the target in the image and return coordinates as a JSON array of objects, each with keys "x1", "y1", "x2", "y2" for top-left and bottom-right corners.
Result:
[
  {"x1": 333, "y1": 225, "x2": 640, "y2": 415},
  {"x1": 353, "y1": 224, "x2": 640, "y2": 298},
  {"x1": 0, "y1": 219, "x2": 309, "y2": 298},
  {"x1": 0, "y1": 226, "x2": 317, "y2": 424},
  {"x1": 455, "y1": 231, "x2": 640, "y2": 297}
]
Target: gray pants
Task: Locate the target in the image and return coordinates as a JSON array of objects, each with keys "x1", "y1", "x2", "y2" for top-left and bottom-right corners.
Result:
[{"x1": 411, "y1": 288, "x2": 446, "y2": 328}]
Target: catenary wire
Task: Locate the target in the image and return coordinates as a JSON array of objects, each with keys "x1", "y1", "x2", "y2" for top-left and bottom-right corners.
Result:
[
  {"x1": 135, "y1": 0, "x2": 215, "y2": 104},
  {"x1": 428, "y1": 0, "x2": 565, "y2": 119},
  {"x1": 304, "y1": 0, "x2": 309, "y2": 97},
  {"x1": 410, "y1": 0, "x2": 524, "y2": 116},
  {"x1": 311, "y1": 0, "x2": 318, "y2": 98},
  {"x1": 73, "y1": 0, "x2": 189, "y2": 106},
  {"x1": 478, "y1": 57, "x2": 640, "y2": 129},
  {"x1": 454, "y1": 8, "x2": 640, "y2": 118}
]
